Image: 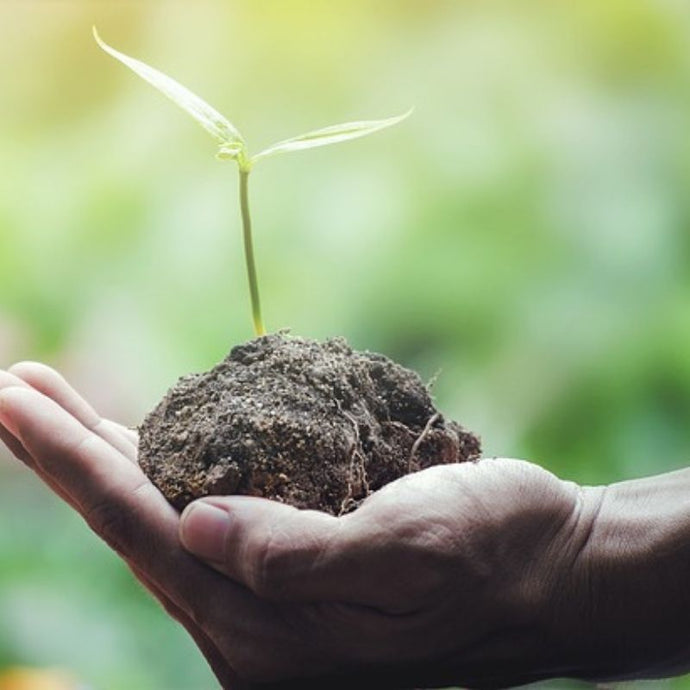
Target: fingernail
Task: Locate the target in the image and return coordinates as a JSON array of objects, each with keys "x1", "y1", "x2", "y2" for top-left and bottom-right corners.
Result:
[{"x1": 180, "y1": 501, "x2": 230, "y2": 561}]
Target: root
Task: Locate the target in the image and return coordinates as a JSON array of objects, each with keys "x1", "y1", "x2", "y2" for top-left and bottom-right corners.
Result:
[
  {"x1": 407, "y1": 412, "x2": 440, "y2": 472},
  {"x1": 338, "y1": 411, "x2": 370, "y2": 516}
]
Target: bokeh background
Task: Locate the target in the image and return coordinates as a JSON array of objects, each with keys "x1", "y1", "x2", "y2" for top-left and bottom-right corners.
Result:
[{"x1": 1, "y1": 1, "x2": 690, "y2": 688}]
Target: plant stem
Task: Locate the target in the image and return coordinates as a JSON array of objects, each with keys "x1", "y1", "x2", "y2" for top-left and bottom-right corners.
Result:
[{"x1": 239, "y1": 168, "x2": 266, "y2": 337}]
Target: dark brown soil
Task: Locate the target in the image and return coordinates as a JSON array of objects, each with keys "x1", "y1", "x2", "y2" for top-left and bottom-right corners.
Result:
[{"x1": 139, "y1": 334, "x2": 481, "y2": 515}]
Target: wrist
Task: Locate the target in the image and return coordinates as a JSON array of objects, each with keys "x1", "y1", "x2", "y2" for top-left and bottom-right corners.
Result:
[{"x1": 557, "y1": 470, "x2": 690, "y2": 682}]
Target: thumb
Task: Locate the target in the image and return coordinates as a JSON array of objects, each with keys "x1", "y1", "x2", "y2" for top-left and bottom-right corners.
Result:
[{"x1": 179, "y1": 495, "x2": 378, "y2": 604}]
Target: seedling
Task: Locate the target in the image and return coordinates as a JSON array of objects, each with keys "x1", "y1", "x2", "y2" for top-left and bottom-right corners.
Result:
[
  {"x1": 91, "y1": 29, "x2": 481, "y2": 516},
  {"x1": 93, "y1": 28, "x2": 410, "y2": 337}
]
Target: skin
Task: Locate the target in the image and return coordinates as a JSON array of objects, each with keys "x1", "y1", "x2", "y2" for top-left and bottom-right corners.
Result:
[{"x1": 0, "y1": 363, "x2": 688, "y2": 688}]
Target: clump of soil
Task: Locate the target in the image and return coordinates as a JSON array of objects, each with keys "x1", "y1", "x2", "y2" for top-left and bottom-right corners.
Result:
[{"x1": 139, "y1": 334, "x2": 480, "y2": 515}]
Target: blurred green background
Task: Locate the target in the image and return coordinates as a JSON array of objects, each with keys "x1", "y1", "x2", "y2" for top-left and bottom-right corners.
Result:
[{"x1": 1, "y1": 0, "x2": 689, "y2": 688}]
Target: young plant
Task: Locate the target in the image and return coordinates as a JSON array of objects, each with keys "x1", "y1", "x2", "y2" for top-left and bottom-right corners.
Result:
[{"x1": 93, "y1": 28, "x2": 411, "y2": 337}]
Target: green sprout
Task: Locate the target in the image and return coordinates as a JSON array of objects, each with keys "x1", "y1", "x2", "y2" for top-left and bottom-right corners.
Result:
[{"x1": 93, "y1": 27, "x2": 411, "y2": 337}]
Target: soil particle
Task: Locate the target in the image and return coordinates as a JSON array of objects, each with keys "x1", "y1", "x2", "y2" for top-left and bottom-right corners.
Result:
[{"x1": 139, "y1": 334, "x2": 481, "y2": 515}]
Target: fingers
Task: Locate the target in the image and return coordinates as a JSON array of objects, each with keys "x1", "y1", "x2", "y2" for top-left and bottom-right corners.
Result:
[
  {"x1": 0, "y1": 369, "x2": 119, "y2": 514},
  {"x1": 0, "y1": 424, "x2": 29, "y2": 464},
  {"x1": 0, "y1": 418, "x2": 78, "y2": 510},
  {"x1": 179, "y1": 494, "x2": 410, "y2": 608},
  {"x1": 0, "y1": 385, "x2": 224, "y2": 613},
  {"x1": 177, "y1": 495, "x2": 453, "y2": 670},
  {"x1": 0, "y1": 384, "x2": 146, "y2": 523},
  {"x1": 179, "y1": 497, "x2": 344, "y2": 601},
  {"x1": 8, "y1": 361, "x2": 138, "y2": 462},
  {"x1": 179, "y1": 466, "x2": 474, "y2": 613},
  {"x1": 0, "y1": 370, "x2": 38, "y2": 464}
]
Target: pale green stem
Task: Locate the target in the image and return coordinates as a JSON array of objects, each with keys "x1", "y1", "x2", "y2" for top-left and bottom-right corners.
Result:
[{"x1": 239, "y1": 168, "x2": 265, "y2": 337}]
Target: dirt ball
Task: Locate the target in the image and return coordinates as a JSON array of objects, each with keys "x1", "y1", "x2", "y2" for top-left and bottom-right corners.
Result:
[{"x1": 139, "y1": 334, "x2": 481, "y2": 515}]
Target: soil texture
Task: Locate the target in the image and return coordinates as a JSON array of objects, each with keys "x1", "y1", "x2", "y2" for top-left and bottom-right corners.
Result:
[{"x1": 139, "y1": 334, "x2": 481, "y2": 515}]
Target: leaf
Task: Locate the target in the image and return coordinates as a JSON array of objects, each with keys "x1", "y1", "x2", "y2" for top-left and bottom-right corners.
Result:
[
  {"x1": 92, "y1": 27, "x2": 244, "y2": 148},
  {"x1": 251, "y1": 108, "x2": 413, "y2": 165}
]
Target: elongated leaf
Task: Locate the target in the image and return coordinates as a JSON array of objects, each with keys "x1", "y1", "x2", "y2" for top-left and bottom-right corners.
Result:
[
  {"x1": 93, "y1": 27, "x2": 244, "y2": 147},
  {"x1": 251, "y1": 108, "x2": 412, "y2": 164}
]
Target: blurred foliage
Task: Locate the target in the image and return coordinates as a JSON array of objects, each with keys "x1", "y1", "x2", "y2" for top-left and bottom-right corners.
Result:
[{"x1": 1, "y1": 1, "x2": 690, "y2": 688}]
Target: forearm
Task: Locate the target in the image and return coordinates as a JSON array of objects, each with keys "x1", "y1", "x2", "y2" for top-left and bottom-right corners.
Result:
[{"x1": 567, "y1": 468, "x2": 690, "y2": 682}]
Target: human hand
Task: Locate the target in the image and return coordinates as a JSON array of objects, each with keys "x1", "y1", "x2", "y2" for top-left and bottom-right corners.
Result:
[{"x1": 0, "y1": 363, "x2": 604, "y2": 689}]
